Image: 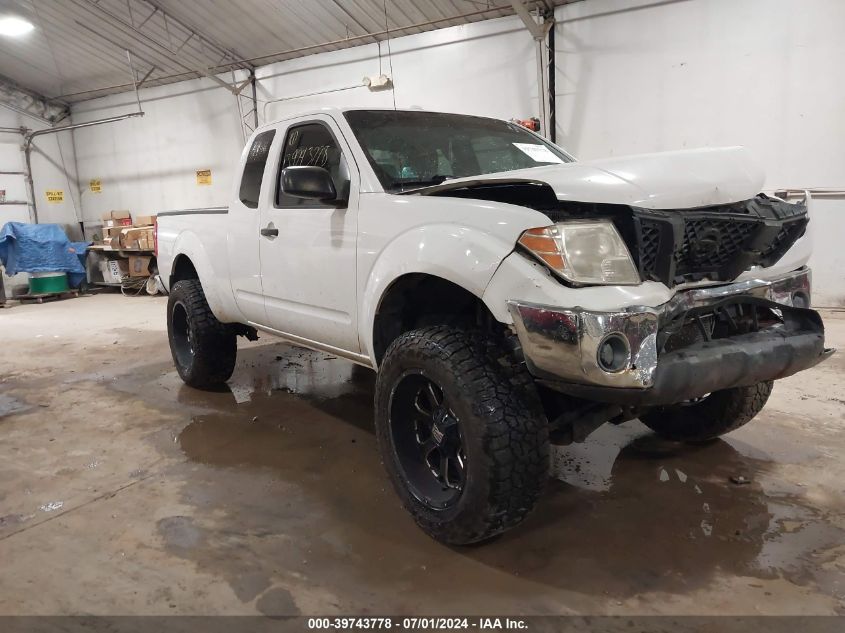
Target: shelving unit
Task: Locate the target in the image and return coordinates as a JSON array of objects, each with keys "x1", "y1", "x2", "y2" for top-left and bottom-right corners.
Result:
[
  {"x1": 88, "y1": 245, "x2": 155, "y2": 256},
  {"x1": 85, "y1": 245, "x2": 156, "y2": 287}
]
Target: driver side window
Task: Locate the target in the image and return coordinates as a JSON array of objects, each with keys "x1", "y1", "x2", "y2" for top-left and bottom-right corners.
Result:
[{"x1": 276, "y1": 122, "x2": 347, "y2": 208}]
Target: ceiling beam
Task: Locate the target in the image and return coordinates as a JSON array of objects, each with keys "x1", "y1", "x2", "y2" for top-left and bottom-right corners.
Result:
[
  {"x1": 510, "y1": 0, "x2": 552, "y2": 40},
  {"x1": 141, "y1": 0, "x2": 254, "y2": 71},
  {"x1": 196, "y1": 69, "x2": 252, "y2": 95},
  {"x1": 0, "y1": 75, "x2": 68, "y2": 124},
  {"x1": 68, "y1": 0, "x2": 256, "y2": 98}
]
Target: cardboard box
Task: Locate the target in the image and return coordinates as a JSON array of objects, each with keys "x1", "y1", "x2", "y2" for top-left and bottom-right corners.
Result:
[
  {"x1": 138, "y1": 227, "x2": 154, "y2": 250},
  {"x1": 128, "y1": 255, "x2": 152, "y2": 278},
  {"x1": 119, "y1": 227, "x2": 154, "y2": 250},
  {"x1": 101, "y1": 210, "x2": 131, "y2": 221},
  {"x1": 118, "y1": 227, "x2": 135, "y2": 249},
  {"x1": 137, "y1": 233, "x2": 153, "y2": 250},
  {"x1": 100, "y1": 258, "x2": 129, "y2": 283},
  {"x1": 103, "y1": 219, "x2": 131, "y2": 228},
  {"x1": 134, "y1": 214, "x2": 156, "y2": 226},
  {"x1": 101, "y1": 211, "x2": 132, "y2": 227}
]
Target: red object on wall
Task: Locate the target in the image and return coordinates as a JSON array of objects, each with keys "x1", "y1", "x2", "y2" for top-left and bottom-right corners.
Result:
[{"x1": 511, "y1": 117, "x2": 541, "y2": 132}]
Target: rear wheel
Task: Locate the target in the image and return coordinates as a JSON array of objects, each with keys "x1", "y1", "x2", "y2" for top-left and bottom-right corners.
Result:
[
  {"x1": 639, "y1": 381, "x2": 773, "y2": 442},
  {"x1": 167, "y1": 279, "x2": 236, "y2": 390},
  {"x1": 374, "y1": 326, "x2": 549, "y2": 545}
]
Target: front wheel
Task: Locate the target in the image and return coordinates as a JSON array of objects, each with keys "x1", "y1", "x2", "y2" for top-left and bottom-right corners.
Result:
[
  {"x1": 167, "y1": 279, "x2": 237, "y2": 390},
  {"x1": 374, "y1": 326, "x2": 549, "y2": 545},
  {"x1": 639, "y1": 381, "x2": 774, "y2": 443}
]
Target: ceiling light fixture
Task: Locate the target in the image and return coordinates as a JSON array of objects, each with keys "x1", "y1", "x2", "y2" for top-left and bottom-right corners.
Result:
[{"x1": 0, "y1": 16, "x2": 35, "y2": 37}]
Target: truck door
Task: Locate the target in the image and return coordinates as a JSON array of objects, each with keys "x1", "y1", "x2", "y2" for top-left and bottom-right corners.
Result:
[{"x1": 258, "y1": 115, "x2": 360, "y2": 353}]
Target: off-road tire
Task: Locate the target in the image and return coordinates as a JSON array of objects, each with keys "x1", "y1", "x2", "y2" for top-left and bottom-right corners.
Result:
[
  {"x1": 374, "y1": 326, "x2": 549, "y2": 545},
  {"x1": 167, "y1": 279, "x2": 237, "y2": 390},
  {"x1": 639, "y1": 381, "x2": 774, "y2": 442}
]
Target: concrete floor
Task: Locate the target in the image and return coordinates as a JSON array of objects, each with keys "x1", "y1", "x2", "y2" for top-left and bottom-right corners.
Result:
[{"x1": 0, "y1": 293, "x2": 843, "y2": 616}]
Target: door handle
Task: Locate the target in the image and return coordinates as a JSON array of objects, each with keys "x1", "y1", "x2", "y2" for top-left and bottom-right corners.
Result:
[{"x1": 260, "y1": 224, "x2": 279, "y2": 238}]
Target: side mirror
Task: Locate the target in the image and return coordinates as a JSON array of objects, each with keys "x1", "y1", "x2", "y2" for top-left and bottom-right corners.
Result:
[{"x1": 280, "y1": 166, "x2": 339, "y2": 202}]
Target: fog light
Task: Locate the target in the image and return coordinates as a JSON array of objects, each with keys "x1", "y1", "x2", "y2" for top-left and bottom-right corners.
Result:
[
  {"x1": 791, "y1": 290, "x2": 810, "y2": 309},
  {"x1": 597, "y1": 334, "x2": 629, "y2": 372}
]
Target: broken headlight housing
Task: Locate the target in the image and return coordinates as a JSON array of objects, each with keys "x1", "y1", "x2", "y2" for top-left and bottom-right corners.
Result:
[{"x1": 518, "y1": 220, "x2": 640, "y2": 285}]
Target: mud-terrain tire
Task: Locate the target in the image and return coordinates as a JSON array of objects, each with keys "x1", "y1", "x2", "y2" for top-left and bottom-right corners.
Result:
[
  {"x1": 374, "y1": 326, "x2": 549, "y2": 545},
  {"x1": 167, "y1": 279, "x2": 237, "y2": 390},
  {"x1": 639, "y1": 381, "x2": 774, "y2": 443}
]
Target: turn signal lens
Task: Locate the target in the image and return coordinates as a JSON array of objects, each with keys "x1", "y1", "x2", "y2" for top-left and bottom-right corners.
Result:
[
  {"x1": 517, "y1": 227, "x2": 565, "y2": 270},
  {"x1": 517, "y1": 220, "x2": 640, "y2": 285}
]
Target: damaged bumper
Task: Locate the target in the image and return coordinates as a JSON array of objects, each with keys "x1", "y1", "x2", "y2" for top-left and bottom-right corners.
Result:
[{"x1": 507, "y1": 268, "x2": 834, "y2": 406}]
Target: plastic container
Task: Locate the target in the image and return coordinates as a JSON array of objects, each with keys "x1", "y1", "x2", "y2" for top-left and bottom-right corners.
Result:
[{"x1": 28, "y1": 272, "x2": 69, "y2": 295}]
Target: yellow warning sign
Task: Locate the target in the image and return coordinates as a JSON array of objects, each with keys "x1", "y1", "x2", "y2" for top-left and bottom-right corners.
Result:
[
  {"x1": 45, "y1": 190, "x2": 64, "y2": 203},
  {"x1": 196, "y1": 169, "x2": 212, "y2": 185},
  {"x1": 90, "y1": 179, "x2": 102, "y2": 193}
]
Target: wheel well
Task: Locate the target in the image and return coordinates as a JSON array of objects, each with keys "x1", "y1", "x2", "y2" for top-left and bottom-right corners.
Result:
[
  {"x1": 372, "y1": 274, "x2": 500, "y2": 365},
  {"x1": 170, "y1": 255, "x2": 199, "y2": 287}
]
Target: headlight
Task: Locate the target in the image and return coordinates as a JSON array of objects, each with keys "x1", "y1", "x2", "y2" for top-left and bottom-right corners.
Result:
[{"x1": 517, "y1": 220, "x2": 640, "y2": 285}]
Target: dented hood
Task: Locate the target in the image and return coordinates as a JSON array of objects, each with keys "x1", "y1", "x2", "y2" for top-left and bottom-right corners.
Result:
[{"x1": 414, "y1": 147, "x2": 765, "y2": 210}]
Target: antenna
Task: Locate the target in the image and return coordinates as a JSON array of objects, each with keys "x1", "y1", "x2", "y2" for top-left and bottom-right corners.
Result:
[{"x1": 383, "y1": 0, "x2": 397, "y2": 110}]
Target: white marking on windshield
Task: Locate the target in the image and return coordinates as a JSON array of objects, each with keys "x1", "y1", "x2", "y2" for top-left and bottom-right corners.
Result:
[{"x1": 512, "y1": 143, "x2": 564, "y2": 164}]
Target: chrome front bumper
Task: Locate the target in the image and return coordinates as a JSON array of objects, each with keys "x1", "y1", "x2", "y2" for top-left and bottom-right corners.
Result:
[{"x1": 507, "y1": 268, "x2": 827, "y2": 398}]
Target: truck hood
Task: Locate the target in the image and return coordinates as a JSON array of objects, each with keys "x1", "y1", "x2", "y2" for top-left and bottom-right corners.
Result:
[{"x1": 411, "y1": 146, "x2": 765, "y2": 210}]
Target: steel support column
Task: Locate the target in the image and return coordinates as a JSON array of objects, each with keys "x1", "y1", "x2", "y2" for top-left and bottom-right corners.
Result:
[{"x1": 511, "y1": 1, "x2": 555, "y2": 138}]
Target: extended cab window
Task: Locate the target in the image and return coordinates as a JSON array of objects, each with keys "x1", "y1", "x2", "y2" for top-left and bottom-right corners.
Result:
[
  {"x1": 277, "y1": 122, "x2": 347, "y2": 207},
  {"x1": 239, "y1": 129, "x2": 276, "y2": 208}
]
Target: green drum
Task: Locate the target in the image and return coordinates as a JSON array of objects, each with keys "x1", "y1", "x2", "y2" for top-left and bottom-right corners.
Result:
[{"x1": 29, "y1": 272, "x2": 69, "y2": 295}]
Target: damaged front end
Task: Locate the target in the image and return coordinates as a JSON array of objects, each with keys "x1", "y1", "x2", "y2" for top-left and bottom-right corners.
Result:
[
  {"x1": 413, "y1": 149, "x2": 831, "y2": 441},
  {"x1": 535, "y1": 193, "x2": 811, "y2": 289},
  {"x1": 418, "y1": 176, "x2": 810, "y2": 289},
  {"x1": 414, "y1": 154, "x2": 830, "y2": 408},
  {"x1": 507, "y1": 268, "x2": 833, "y2": 407}
]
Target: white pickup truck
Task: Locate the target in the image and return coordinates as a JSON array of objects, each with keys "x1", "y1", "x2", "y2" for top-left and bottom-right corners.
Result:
[{"x1": 157, "y1": 107, "x2": 832, "y2": 544}]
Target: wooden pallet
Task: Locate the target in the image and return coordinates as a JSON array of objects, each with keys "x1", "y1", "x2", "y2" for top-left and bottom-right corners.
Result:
[{"x1": 15, "y1": 289, "x2": 80, "y2": 304}]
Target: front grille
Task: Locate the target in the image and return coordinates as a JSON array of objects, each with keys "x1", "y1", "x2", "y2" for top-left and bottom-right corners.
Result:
[
  {"x1": 675, "y1": 218, "x2": 757, "y2": 272},
  {"x1": 638, "y1": 220, "x2": 662, "y2": 274},
  {"x1": 632, "y1": 196, "x2": 808, "y2": 287}
]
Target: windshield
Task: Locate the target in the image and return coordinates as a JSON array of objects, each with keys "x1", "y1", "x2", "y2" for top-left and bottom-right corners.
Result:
[{"x1": 343, "y1": 110, "x2": 574, "y2": 192}]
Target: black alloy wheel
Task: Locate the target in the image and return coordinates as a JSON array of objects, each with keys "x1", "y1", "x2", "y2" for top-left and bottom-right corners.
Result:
[
  {"x1": 374, "y1": 326, "x2": 549, "y2": 544},
  {"x1": 170, "y1": 299, "x2": 193, "y2": 368},
  {"x1": 388, "y1": 370, "x2": 467, "y2": 509}
]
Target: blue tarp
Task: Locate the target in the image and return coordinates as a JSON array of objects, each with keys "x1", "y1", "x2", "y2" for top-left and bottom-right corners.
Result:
[{"x1": 0, "y1": 222, "x2": 89, "y2": 276}]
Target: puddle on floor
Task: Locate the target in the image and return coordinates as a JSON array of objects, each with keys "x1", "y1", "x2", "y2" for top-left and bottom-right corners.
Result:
[
  {"x1": 0, "y1": 393, "x2": 32, "y2": 418},
  {"x1": 117, "y1": 342, "x2": 843, "y2": 608},
  {"x1": 78, "y1": 336, "x2": 842, "y2": 608}
]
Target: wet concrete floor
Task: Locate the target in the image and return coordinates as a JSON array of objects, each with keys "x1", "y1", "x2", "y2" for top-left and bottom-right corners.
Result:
[{"x1": 0, "y1": 294, "x2": 843, "y2": 615}]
